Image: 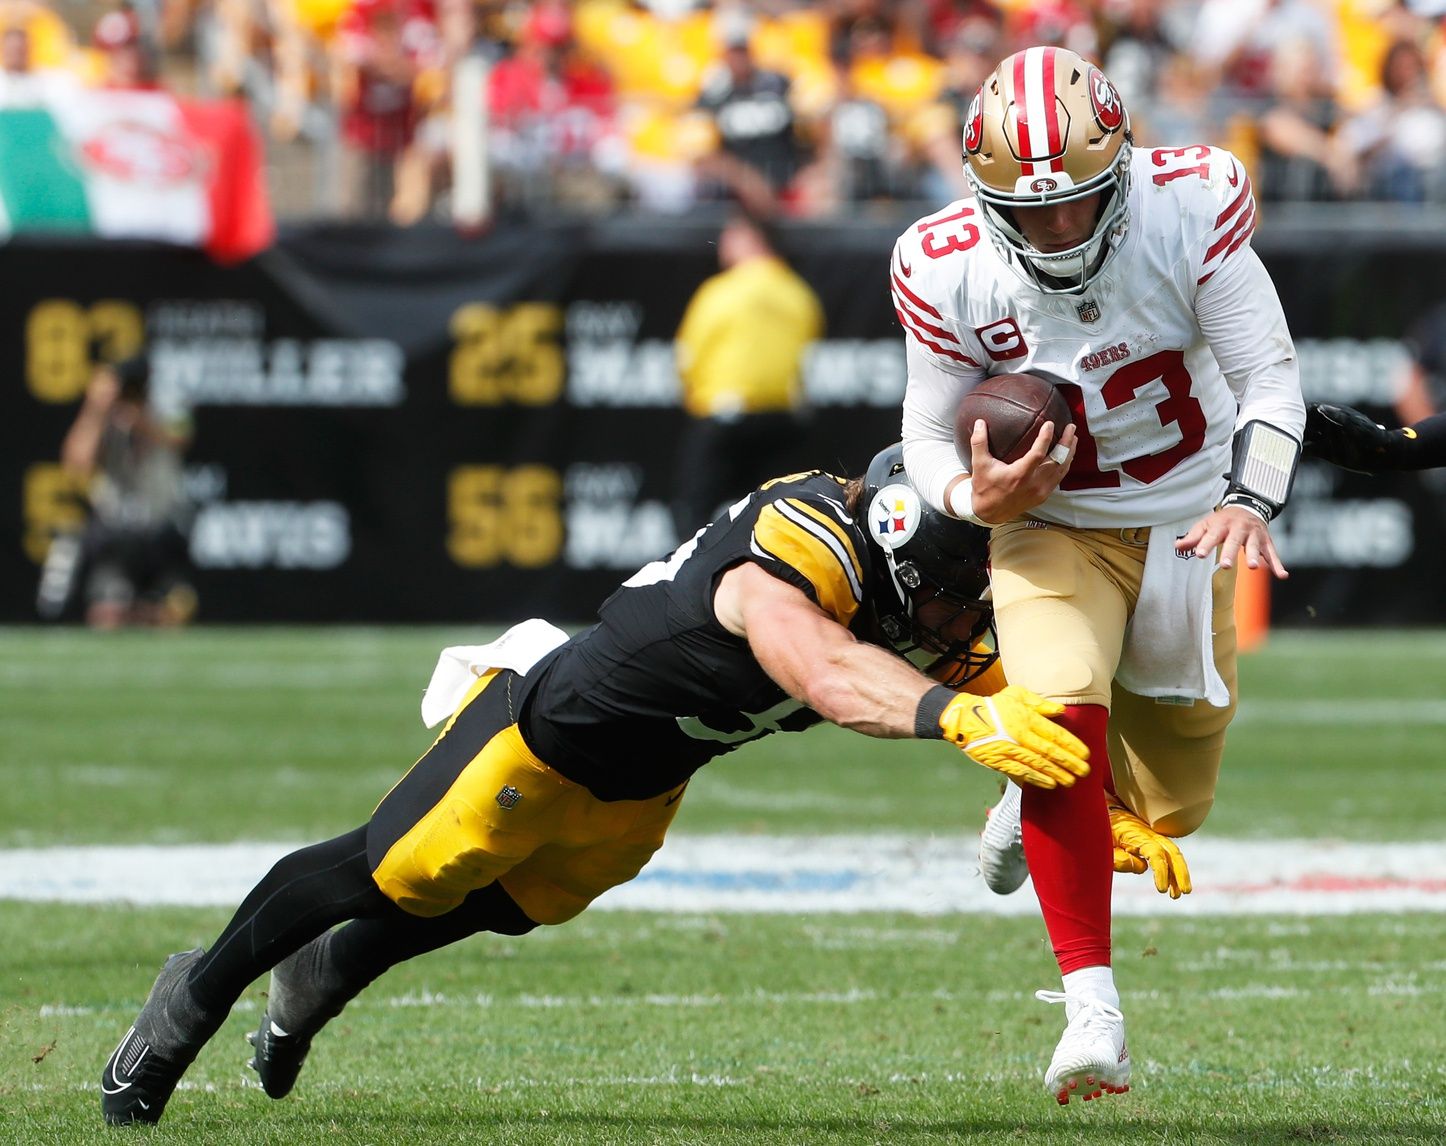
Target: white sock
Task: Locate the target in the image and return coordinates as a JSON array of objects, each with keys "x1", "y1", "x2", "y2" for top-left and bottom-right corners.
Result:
[{"x1": 1061, "y1": 965, "x2": 1119, "y2": 1018}]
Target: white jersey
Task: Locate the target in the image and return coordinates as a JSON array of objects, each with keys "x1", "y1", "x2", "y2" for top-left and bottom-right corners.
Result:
[{"x1": 895, "y1": 145, "x2": 1305, "y2": 529}]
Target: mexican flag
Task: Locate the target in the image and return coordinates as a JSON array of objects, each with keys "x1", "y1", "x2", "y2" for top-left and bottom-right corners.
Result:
[{"x1": 0, "y1": 85, "x2": 274, "y2": 263}]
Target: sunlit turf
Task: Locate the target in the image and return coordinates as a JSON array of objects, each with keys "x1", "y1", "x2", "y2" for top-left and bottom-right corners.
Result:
[
  {"x1": 4, "y1": 904, "x2": 1444, "y2": 1144},
  {"x1": 3, "y1": 626, "x2": 1445, "y2": 1143},
  {"x1": 3, "y1": 627, "x2": 1446, "y2": 845}
]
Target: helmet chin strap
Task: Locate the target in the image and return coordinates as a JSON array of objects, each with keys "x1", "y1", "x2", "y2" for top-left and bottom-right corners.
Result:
[
  {"x1": 1022, "y1": 242, "x2": 1106, "y2": 293},
  {"x1": 971, "y1": 145, "x2": 1133, "y2": 297}
]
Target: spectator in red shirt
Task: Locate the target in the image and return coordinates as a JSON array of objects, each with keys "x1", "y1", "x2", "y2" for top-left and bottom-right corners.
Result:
[
  {"x1": 332, "y1": 0, "x2": 438, "y2": 218},
  {"x1": 486, "y1": 1, "x2": 619, "y2": 210}
]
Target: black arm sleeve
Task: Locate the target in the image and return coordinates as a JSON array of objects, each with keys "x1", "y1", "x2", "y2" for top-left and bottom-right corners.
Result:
[{"x1": 1397, "y1": 412, "x2": 1446, "y2": 471}]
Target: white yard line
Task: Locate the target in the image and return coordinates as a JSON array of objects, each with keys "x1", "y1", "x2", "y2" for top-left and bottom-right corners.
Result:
[
  {"x1": 3, "y1": 836, "x2": 1445, "y2": 914},
  {"x1": 1233, "y1": 699, "x2": 1446, "y2": 724}
]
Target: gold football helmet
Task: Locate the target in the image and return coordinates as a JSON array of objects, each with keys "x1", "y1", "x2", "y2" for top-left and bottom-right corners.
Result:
[{"x1": 963, "y1": 46, "x2": 1132, "y2": 294}]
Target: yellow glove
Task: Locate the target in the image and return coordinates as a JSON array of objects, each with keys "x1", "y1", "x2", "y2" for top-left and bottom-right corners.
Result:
[
  {"x1": 1108, "y1": 798, "x2": 1191, "y2": 898},
  {"x1": 931, "y1": 685, "x2": 1090, "y2": 790}
]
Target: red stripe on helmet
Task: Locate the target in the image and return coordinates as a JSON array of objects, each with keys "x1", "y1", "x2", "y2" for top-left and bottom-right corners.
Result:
[
  {"x1": 1040, "y1": 47, "x2": 1063, "y2": 171},
  {"x1": 1012, "y1": 51, "x2": 1033, "y2": 174}
]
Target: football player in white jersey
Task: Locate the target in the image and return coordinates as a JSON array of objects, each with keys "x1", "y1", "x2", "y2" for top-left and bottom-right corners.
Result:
[{"x1": 893, "y1": 46, "x2": 1306, "y2": 1104}]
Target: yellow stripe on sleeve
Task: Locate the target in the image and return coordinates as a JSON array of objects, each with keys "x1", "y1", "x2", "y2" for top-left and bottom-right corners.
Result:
[
  {"x1": 780, "y1": 498, "x2": 863, "y2": 587},
  {"x1": 752, "y1": 501, "x2": 863, "y2": 625}
]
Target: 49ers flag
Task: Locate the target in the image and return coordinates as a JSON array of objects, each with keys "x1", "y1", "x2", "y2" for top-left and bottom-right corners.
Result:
[{"x1": 0, "y1": 86, "x2": 273, "y2": 263}]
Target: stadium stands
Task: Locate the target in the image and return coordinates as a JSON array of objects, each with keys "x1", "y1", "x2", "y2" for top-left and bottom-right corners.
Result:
[{"x1": 1, "y1": 0, "x2": 1444, "y2": 222}]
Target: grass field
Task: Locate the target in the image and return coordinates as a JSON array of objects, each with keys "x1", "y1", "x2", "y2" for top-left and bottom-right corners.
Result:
[{"x1": 3, "y1": 627, "x2": 1445, "y2": 1144}]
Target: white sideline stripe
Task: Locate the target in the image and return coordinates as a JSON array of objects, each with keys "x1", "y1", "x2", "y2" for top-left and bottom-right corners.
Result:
[
  {"x1": 1234, "y1": 699, "x2": 1446, "y2": 725},
  {"x1": 3, "y1": 836, "x2": 1445, "y2": 915}
]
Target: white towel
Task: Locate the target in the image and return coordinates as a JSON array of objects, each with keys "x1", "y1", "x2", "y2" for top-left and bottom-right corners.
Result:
[
  {"x1": 419, "y1": 619, "x2": 570, "y2": 728},
  {"x1": 1115, "y1": 522, "x2": 1231, "y2": 708}
]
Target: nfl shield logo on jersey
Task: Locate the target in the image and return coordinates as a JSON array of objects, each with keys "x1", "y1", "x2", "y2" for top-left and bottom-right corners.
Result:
[
  {"x1": 495, "y1": 785, "x2": 523, "y2": 810},
  {"x1": 1077, "y1": 299, "x2": 1101, "y2": 323}
]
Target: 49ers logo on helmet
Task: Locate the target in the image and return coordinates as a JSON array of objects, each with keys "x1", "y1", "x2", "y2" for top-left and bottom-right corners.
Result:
[
  {"x1": 1088, "y1": 68, "x2": 1124, "y2": 132},
  {"x1": 962, "y1": 92, "x2": 983, "y2": 154}
]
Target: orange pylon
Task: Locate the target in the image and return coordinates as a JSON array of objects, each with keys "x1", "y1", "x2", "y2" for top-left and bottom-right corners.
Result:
[{"x1": 1234, "y1": 560, "x2": 1271, "y2": 653}]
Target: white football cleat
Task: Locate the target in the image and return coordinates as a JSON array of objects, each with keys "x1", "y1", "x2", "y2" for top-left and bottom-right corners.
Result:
[
  {"x1": 1036, "y1": 990, "x2": 1131, "y2": 1105},
  {"x1": 979, "y1": 781, "x2": 1028, "y2": 895}
]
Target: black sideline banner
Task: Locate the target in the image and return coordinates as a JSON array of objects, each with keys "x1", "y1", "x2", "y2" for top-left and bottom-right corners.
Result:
[{"x1": 1, "y1": 222, "x2": 1443, "y2": 625}]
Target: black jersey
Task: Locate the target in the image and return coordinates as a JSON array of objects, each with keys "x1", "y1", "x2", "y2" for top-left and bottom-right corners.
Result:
[{"x1": 517, "y1": 471, "x2": 882, "y2": 800}]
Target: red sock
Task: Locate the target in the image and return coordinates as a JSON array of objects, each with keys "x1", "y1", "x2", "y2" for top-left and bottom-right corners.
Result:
[{"x1": 1020, "y1": 702, "x2": 1112, "y2": 975}]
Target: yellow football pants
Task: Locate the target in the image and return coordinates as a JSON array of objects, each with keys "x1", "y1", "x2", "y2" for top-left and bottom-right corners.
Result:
[{"x1": 368, "y1": 670, "x2": 685, "y2": 925}]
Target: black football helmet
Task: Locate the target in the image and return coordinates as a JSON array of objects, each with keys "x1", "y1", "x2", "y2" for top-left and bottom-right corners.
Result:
[{"x1": 861, "y1": 444, "x2": 998, "y2": 687}]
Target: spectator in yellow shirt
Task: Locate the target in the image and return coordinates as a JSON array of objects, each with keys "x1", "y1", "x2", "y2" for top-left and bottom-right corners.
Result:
[{"x1": 672, "y1": 210, "x2": 824, "y2": 535}]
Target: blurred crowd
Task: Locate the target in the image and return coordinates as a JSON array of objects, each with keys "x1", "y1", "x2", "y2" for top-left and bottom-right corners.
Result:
[{"x1": 4, "y1": 0, "x2": 1446, "y2": 222}]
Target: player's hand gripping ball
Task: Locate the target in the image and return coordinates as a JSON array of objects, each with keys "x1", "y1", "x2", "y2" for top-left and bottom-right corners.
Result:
[{"x1": 956, "y1": 373, "x2": 1074, "y2": 463}]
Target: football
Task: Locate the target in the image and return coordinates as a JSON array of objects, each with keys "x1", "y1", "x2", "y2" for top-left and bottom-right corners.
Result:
[{"x1": 955, "y1": 373, "x2": 1074, "y2": 464}]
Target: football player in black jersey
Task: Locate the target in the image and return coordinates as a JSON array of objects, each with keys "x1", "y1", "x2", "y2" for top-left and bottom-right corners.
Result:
[{"x1": 101, "y1": 444, "x2": 1092, "y2": 1127}]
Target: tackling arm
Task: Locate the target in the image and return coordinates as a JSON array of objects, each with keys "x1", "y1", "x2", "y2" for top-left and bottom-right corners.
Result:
[
  {"x1": 713, "y1": 562, "x2": 1090, "y2": 788},
  {"x1": 1306, "y1": 404, "x2": 1446, "y2": 472}
]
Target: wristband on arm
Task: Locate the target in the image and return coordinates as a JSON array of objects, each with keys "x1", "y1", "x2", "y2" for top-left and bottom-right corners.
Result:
[
  {"x1": 1398, "y1": 413, "x2": 1446, "y2": 471},
  {"x1": 945, "y1": 478, "x2": 991, "y2": 527},
  {"x1": 1221, "y1": 420, "x2": 1301, "y2": 522},
  {"x1": 914, "y1": 684, "x2": 955, "y2": 739}
]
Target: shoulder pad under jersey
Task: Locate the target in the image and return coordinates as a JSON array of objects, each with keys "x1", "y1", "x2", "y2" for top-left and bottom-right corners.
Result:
[
  {"x1": 1140, "y1": 144, "x2": 1257, "y2": 287},
  {"x1": 748, "y1": 474, "x2": 866, "y2": 627}
]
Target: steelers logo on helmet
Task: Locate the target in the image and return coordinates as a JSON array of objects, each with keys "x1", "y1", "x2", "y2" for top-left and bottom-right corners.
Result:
[
  {"x1": 871, "y1": 483, "x2": 922, "y2": 552},
  {"x1": 1088, "y1": 67, "x2": 1124, "y2": 134}
]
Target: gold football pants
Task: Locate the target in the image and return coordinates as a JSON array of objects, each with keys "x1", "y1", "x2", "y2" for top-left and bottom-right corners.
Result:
[
  {"x1": 988, "y1": 520, "x2": 1239, "y2": 836},
  {"x1": 367, "y1": 670, "x2": 685, "y2": 924}
]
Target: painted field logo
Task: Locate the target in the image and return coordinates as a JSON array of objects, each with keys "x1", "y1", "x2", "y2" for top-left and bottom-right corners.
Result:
[{"x1": 495, "y1": 785, "x2": 523, "y2": 810}]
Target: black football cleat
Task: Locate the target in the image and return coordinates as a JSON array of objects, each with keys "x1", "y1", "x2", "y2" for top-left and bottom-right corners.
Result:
[
  {"x1": 101, "y1": 948, "x2": 221, "y2": 1126},
  {"x1": 246, "y1": 937, "x2": 354, "y2": 1099},
  {"x1": 246, "y1": 1010, "x2": 316, "y2": 1099}
]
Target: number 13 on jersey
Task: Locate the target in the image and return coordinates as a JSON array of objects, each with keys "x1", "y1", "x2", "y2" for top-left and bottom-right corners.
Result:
[{"x1": 1057, "y1": 349, "x2": 1207, "y2": 490}]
